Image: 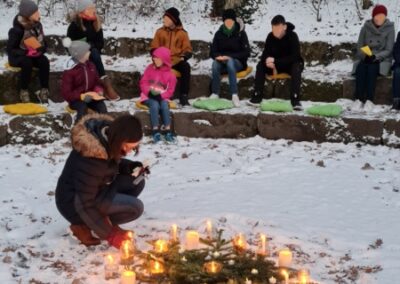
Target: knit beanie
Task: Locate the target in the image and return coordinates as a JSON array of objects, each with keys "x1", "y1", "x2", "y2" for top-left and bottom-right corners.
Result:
[
  {"x1": 271, "y1": 15, "x2": 286, "y2": 25},
  {"x1": 63, "y1": 38, "x2": 90, "y2": 61},
  {"x1": 19, "y1": 0, "x2": 38, "y2": 18},
  {"x1": 164, "y1": 7, "x2": 181, "y2": 26},
  {"x1": 372, "y1": 5, "x2": 387, "y2": 18},
  {"x1": 77, "y1": 0, "x2": 94, "y2": 12},
  {"x1": 222, "y1": 9, "x2": 236, "y2": 22}
]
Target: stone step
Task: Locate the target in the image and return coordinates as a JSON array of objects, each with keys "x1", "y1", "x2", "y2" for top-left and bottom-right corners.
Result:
[
  {"x1": 0, "y1": 35, "x2": 356, "y2": 65},
  {"x1": 1, "y1": 109, "x2": 399, "y2": 148},
  {"x1": 0, "y1": 70, "x2": 344, "y2": 105}
]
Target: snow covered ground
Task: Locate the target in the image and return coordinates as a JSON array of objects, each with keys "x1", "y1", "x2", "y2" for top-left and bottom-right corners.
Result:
[{"x1": 1, "y1": 135, "x2": 400, "y2": 283}]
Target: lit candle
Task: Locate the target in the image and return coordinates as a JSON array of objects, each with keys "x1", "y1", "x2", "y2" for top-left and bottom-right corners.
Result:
[
  {"x1": 104, "y1": 254, "x2": 119, "y2": 280},
  {"x1": 245, "y1": 278, "x2": 252, "y2": 284},
  {"x1": 185, "y1": 230, "x2": 200, "y2": 250},
  {"x1": 278, "y1": 248, "x2": 292, "y2": 267},
  {"x1": 281, "y1": 269, "x2": 289, "y2": 284},
  {"x1": 232, "y1": 233, "x2": 247, "y2": 251},
  {"x1": 170, "y1": 224, "x2": 179, "y2": 242},
  {"x1": 297, "y1": 269, "x2": 310, "y2": 284},
  {"x1": 204, "y1": 261, "x2": 223, "y2": 274},
  {"x1": 120, "y1": 240, "x2": 135, "y2": 266},
  {"x1": 121, "y1": 270, "x2": 136, "y2": 284},
  {"x1": 150, "y1": 260, "x2": 165, "y2": 275},
  {"x1": 154, "y1": 239, "x2": 169, "y2": 253},
  {"x1": 206, "y1": 220, "x2": 213, "y2": 239},
  {"x1": 257, "y1": 234, "x2": 267, "y2": 256}
]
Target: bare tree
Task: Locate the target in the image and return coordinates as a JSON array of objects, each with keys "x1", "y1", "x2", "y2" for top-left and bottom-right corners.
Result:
[{"x1": 311, "y1": 0, "x2": 323, "y2": 22}]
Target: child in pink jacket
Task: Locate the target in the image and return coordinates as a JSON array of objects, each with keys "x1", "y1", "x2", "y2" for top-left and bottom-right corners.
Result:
[{"x1": 140, "y1": 47, "x2": 177, "y2": 143}]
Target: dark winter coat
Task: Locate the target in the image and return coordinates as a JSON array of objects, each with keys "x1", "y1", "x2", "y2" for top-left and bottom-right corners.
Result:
[
  {"x1": 210, "y1": 19, "x2": 251, "y2": 70},
  {"x1": 6, "y1": 15, "x2": 47, "y2": 65},
  {"x1": 260, "y1": 22, "x2": 303, "y2": 72},
  {"x1": 393, "y1": 32, "x2": 400, "y2": 69},
  {"x1": 67, "y1": 18, "x2": 104, "y2": 51},
  {"x1": 55, "y1": 114, "x2": 142, "y2": 239},
  {"x1": 61, "y1": 58, "x2": 103, "y2": 103}
]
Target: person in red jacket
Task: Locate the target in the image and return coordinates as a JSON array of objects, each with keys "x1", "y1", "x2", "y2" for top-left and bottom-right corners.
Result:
[{"x1": 61, "y1": 38, "x2": 107, "y2": 121}]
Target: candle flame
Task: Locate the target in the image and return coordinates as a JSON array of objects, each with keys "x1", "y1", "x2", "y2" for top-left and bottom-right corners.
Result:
[
  {"x1": 281, "y1": 269, "x2": 289, "y2": 280},
  {"x1": 106, "y1": 254, "x2": 113, "y2": 264}
]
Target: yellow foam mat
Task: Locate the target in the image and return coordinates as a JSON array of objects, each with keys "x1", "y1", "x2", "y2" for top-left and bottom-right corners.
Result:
[
  {"x1": 135, "y1": 100, "x2": 178, "y2": 110},
  {"x1": 266, "y1": 73, "x2": 291, "y2": 80},
  {"x1": 65, "y1": 106, "x2": 76, "y2": 113},
  {"x1": 222, "y1": 66, "x2": 253, "y2": 79},
  {"x1": 4, "y1": 62, "x2": 22, "y2": 72},
  {"x1": 3, "y1": 103, "x2": 48, "y2": 115}
]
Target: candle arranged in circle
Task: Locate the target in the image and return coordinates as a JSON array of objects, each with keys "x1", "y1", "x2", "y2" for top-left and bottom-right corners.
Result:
[
  {"x1": 206, "y1": 220, "x2": 213, "y2": 238},
  {"x1": 278, "y1": 248, "x2": 292, "y2": 267},
  {"x1": 104, "y1": 254, "x2": 119, "y2": 280},
  {"x1": 257, "y1": 233, "x2": 268, "y2": 256},
  {"x1": 185, "y1": 230, "x2": 200, "y2": 250},
  {"x1": 232, "y1": 233, "x2": 247, "y2": 251},
  {"x1": 150, "y1": 260, "x2": 165, "y2": 275},
  {"x1": 120, "y1": 240, "x2": 135, "y2": 266},
  {"x1": 204, "y1": 261, "x2": 223, "y2": 274},
  {"x1": 170, "y1": 224, "x2": 179, "y2": 242},
  {"x1": 154, "y1": 239, "x2": 169, "y2": 253},
  {"x1": 280, "y1": 269, "x2": 289, "y2": 284},
  {"x1": 121, "y1": 270, "x2": 136, "y2": 284},
  {"x1": 297, "y1": 268, "x2": 310, "y2": 284}
]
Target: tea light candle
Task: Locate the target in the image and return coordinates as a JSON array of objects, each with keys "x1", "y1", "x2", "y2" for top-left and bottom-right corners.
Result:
[
  {"x1": 120, "y1": 240, "x2": 135, "y2": 266},
  {"x1": 278, "y1": 248, "x2": 292, "y2": 267},
  {"x1": 121, "y1": 270, "x2": 136, "y2": 284},
  {"x1": 206, "y1": 220, "x2": 213, "y2": 239},
  {"x1": 257, "y1": 233, "x2": 267, "y2": 256},
  {"x1": 232, "y1": 233, "x2": 247, "y2": 251},
  {"x1": 154, "y1": 239, "x2": 169, "y2": 253},
  {"x1": 170, "y1": 224, "x2": 179, "y2": 242},
  {"x1": 281, "y1": 269, "x2": 289, "y2": 284},
  {"x1": 104, "y1": 254, "x2": 119, "y2": 280},
  {"x1": 204, "y1": 261, "x2": 223, "y2": 274},
  {"x1": 185, "y1": 230, "x2": 200, "y2": 250},
  {"x1": 150, "y1": 260, "x2": 165, "y2": 275},
  {"x1": 297, "y1": 269, "x2": 310, "y2": 284}
]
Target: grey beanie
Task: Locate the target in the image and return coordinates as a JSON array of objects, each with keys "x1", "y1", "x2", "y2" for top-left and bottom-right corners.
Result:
[
  {"x1": 77, "y1": 0, "x2": 94, "y2": 12},
  {"x1": 19, "y1": 0, "x2": 39, "y2": 18},
  {"x1": 63, "y1": 38, "x2": 90, "y2": 61}
]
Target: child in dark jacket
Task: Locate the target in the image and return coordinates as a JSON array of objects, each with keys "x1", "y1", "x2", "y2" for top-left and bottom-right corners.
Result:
[
  {"x1": 140, "y1": 47, "x2": 177, "y2": 144},
  {"x1": 67, "y1": 0, "x2": 119, "y2": 101},
  {"x1": 6, "y1": 0, "x2": 49, "y2": 104},
  {"x1": 61, "y1": 39, "x2": 107, "y2": 121},
  {"x1": 393, "y1": 31, "x2": 400, "y2": 110},
  {"x1": 209, "y1": 9, "x2": 251, "y2": 108}
]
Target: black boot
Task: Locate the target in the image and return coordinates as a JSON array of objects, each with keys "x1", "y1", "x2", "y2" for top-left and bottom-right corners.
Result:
[
  {"x1": 291, "y1": 93, "x2": 302, "y2": 111},
  {"x1": 392, "y1": 98, "x2": 400, "y2": 110},
  {"x1": 179, "y1": 94, "x2": 190, "y2": 107},
  {"x1": 247, "y1": 92, "x2": 262, "y2": 106}
]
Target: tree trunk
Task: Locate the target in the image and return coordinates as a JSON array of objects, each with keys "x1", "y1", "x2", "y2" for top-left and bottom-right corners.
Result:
[
  {"x1": 362, "y1": 0, "x2": 373, "y2": 10},
  {"x1": 211, "y1": 0, "x2": 226, "y2": 17}
]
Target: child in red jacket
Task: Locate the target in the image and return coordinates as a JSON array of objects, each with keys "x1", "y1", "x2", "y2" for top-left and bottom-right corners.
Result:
[{"x1": 61, "y1": 38, "x2": 107, "y2": 121}]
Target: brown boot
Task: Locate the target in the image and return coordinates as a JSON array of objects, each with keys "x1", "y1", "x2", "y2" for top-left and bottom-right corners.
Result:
[
  {"x1": 70, "y1": 224, "x2": 101, "y2": 246},
  {"x1": 101, "y1": 75, "x2": 120, "y2": 101}
]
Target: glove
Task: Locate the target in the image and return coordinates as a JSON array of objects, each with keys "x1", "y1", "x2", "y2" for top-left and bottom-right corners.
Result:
[
  {"x1": 181, "y1": 52, "x2": 192, "y2": 61},
  {"x1": 130, "y1": 161, "x2": 143, "y2": 172},
  {"x1": 150, "y1": 88, "x2": 161, "y2": 96},
  {"x1": 82, "y1": 94, "x2": 93, "y2": 103},
  {"x1": 26, "y1": 47, "x2": 40, "y2": 57},
  {"x1": 107, "y1": 227, "x2": 132, "y2": 249},
  {"x1": 364, "y1": 55, "x2": 377, "y2": 64}
]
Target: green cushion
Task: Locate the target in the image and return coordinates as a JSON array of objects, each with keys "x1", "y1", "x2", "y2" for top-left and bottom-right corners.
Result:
[
  {"x1": 306, "y1": 104, "x2": 343, "y2": 117},
  {"x1": 193, "y1": 98, "x2": 234, "y2": 111},
  {"x1": 260, "y1": 100, "x2": 293, "y2": 113}
]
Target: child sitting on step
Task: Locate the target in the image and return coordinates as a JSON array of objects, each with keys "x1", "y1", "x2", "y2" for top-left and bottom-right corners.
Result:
[
  {"x1": 139, "y1": 47, "x2": 177, "y2": 143},
  {"x1": 61, "y1": 38, "x2": 107, "y2": 122}
]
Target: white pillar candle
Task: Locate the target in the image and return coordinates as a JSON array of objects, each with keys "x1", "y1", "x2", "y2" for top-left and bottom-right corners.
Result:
[
  {"x1": 170, "y1": 224, "x2": 178, "y2": 242},
  {"x1": 104, "y1": 254, "x2": 119, "y2": 280},
  {"x1": 278, "y1": 248, "x2": 292, "y2": 267},
  {"x1": 185, "y1": 230, "x2": 200, "y2": 250},
  {"x1": 206, "y1": 220, "x2": 213, "y2": 238},
  {"x1": 121, "y1": 270, "x2": 136, "y2": 284}
]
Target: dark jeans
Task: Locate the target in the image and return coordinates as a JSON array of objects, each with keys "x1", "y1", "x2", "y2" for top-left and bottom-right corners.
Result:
[
  {"x1": 90, "y1": 48, "x2": 106, "y2": 77},
  {"x1": 143, "y1": 98, "x2": 171, "y2": 129},
  {"x1": 211, "y1": 58, "x2": 243, "y2": 95},
  {"x1": 254, "y1": 60, "x2": 303, "y2": 101},
  {"x1": 393, "y1": 66, "x2": 400, "y2": 99},
  {"x1": 100, "y1": 175, "x2": 145, "y2": 226},
  {"x1": 69, "y1": 100, "x2": 107, "y2": 121},
  {"x1": 11, "y1": 55, "x2": 50, "y2": 90},
  {"x1": 354, "y1": 61, "x2": 380, "y2": 103},
  {"x1": 173, "y1": 60, "x2": 191, "y2": 96}
]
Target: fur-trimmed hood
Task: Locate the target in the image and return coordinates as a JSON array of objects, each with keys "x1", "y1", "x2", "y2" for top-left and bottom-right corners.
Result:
[{"x1": 71, "y1": 113, "x2": 114, "y2": 160}]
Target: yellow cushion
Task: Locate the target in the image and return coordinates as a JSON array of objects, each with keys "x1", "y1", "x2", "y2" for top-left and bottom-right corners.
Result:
[
  {"x1": 3, "y1": 103, "x2": 48, "y2": 115},
  {"x1": 172, "y1": 69, "x2": 181, "y2": 78},
  {"x1": 222, "y1": 66, "x2": 253, "y2": 79},
  {"x1": 135, "y1": 100, "x2": 178, "y2": 110},
  {"x1": 266, "y1": 73, "x2": 291, "y2": 80},
  {"x1": 4, "y1": 62, "x2": 22, "y2": 72},
  {"x1": 65, "y1": 106, "x2": 76, "y2": 113}
]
